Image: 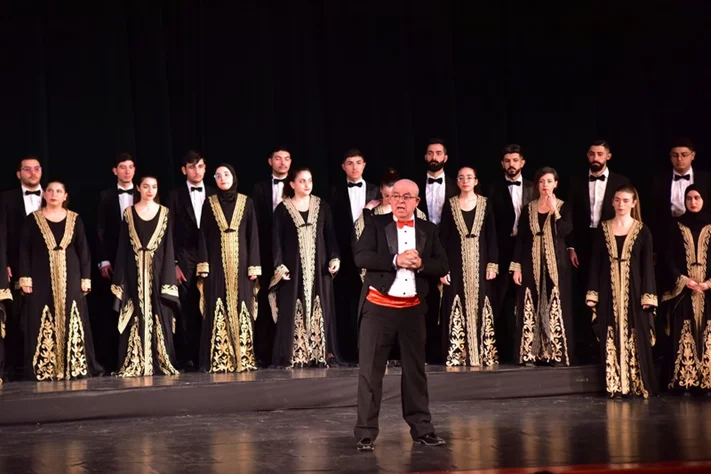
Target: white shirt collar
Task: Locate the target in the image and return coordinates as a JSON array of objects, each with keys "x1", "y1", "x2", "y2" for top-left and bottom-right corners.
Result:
[
  {"x1": 393, "y1": 214, "x2": 415, "y2": 222},
  {"x1": 427, "y1": 172, "x2": 445, "y2": 180},
  {"x1": 347, "y1": 178, "x2": 365, "y2": 185},
  {"x1": 674, "y1": 167, "x2": 694, "y2": 178},
  {"x1": 21, "y1": 184, "x2": 42, "y2": 194},
  {"x1": 506, "y1": 175, "x2": 522, "y2": 183},
  {"x1": 117, "y1": 183, "x2": 134, "y2": 191}
]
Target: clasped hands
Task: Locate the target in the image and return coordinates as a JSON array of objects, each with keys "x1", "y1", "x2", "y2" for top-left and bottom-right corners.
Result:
[
  {"x1": 396, "y1": 249, "x2": 422, "y2": 270},
  {"x1": 685, "y1": 277, "x2": 709, "y2": 294}
]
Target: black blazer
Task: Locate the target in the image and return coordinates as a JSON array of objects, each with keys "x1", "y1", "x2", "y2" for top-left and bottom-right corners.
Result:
[
  {"x1": 487, "y1": 178, "x2": 536, "y2": 266},
  {"x1": 96, "y1": 186, "x2": 141, "y2": 265},
  {"x1": 252, "y1": 178, "x2": 279, "y2": 283},
  {"x1": 0, "y1": 188, "x2": 30, "y2": 278},
  {"x1": 166, "y1": 184, "x2": 216, "y2": 272},
  {"x1": 417, "y1": 175, "x2": 458, "y2": 221},
  {"x1": 329, "y1": 180, "x2": 379, "y2": 269},
  {"x1": 354, "y1": 214, "x2": 449, "y2": 317},
  {"x1": 566, "y1": 170, "x2": 630, "y2": 249}
]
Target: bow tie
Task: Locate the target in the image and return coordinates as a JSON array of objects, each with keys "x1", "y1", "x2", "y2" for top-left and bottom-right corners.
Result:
[
  {"x1": 507, "y1": 180, "x2": 521, "y2": 186},
  {"x1": 24, "y1": 190, "x2": 41, "y2": 196},
  {"x1": 428, "y1": 177, "x2": 443, "y2": 185},
  {"x1": 397, "y1": 219, "x2": 414, "y2": 229},
  {"x1": 190, "y1": 186, "x2": 203, "y2": 192},
  {"x1": 347, "y1": 181, "x2": 363, "y2": 188},
  {"x1": 117, "y1": 188, "x2": 133, "y2": 195},
  {"x1": 589, "y1": 175, "x2": 606, "y2": 182},
  {"x1": 674, "y1": 174, "x2": 691, "y2": 181},
  {"x1": 273, "y1": 178, "x2": 286, "y2": 185}
]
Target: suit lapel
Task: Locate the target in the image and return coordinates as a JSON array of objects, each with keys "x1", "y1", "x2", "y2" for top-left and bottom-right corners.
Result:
[
  {"x1": 523, "y1": 180, "x2": 535, "y2": 205},
  {"x1": 385, "y1": 221, "x2": 398, "y2": 256},
  {"x1": 601, "y1": 173, "x2": 617, "y2": 217},
  {"x1": 340, "y1": 184, "x2": 354, "y2": 223},
  {"x1": 415, "y1": 221, "x2": 426, "y2": 255}
]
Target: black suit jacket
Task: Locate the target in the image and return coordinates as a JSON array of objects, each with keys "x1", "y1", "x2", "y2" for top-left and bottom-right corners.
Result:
[
  {"x1": 0, "y1": 188, "x2": 30, "y2": 279},
  {"x1": 417, "y1": 175, "x2": 458, "y2": 221},
  {"x1": 487, "y1": 178, "x2": 536, "y2": 267},
  {"x1": 96, "y1": 186, "x2": 141, "y2": 265},
  {"x1": 167, "y1": 184, "x2": 216, "y2": 274},
  {"x1": 252, "y1": 178, "x2": 278, "y2": 284},
  {"x1": 354, "y1": 214, "x2": 449, "y2": 317},
  {"x1": 329, "y1": 180, "x2": 379, "y2": 270},
  {"x1": 566, "y1": 170, "x2": 630, "y2": 249}
]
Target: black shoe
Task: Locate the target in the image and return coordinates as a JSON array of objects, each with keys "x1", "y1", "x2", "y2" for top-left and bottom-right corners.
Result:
[
  {"x1": 357, "y1": 438, "x2": 374, "y2": 452},
  {"x1": 415, "y1": 433, "x2": 446, "y2": 446}
]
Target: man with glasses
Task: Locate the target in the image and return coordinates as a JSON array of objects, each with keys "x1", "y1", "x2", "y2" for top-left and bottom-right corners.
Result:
[
  {"x1": 354, "y1": 179, "x2": 448, "y2": 451},
  {"x1": 0, "y1": 156, "x2": 44, "y2": 379}
]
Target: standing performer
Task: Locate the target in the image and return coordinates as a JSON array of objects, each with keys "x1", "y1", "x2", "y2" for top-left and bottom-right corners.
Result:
[
  {"x1": 0, "y1": 204, "x2": 12, "y2": 384},
  {"x1": 354, "y1": 179, "x2": 448, "y2": 451},
  {"x1": 252, "y1": 147, "x2": 292, "y2": 366},
  {"x1": 488, "y1": 145, "x2": 535, "y2": 362},
  {"x1": 18, "y1": 181, "x2": 103, "y2": 380},
  {"x1": 1, "y1": 156, "x2": 44, "y2": 379},
  {"x1": 111, "y1": 176, "x2": 180, "y2": 377},
  {"x1": 269, "y1": 166, "x2": 341, "y2": 367},
  {"x1": 586, "y1": 184, "x2": 657, "y2": 398},
  {"x1": 330, "y1": 149, "x2": 379, "y2": 363},
  {"x1": 662, "y1": 185, "x2": 711, "y2": 393},
  {"x1": 96, "y1": 153, "x2": 139, "y2": 371},
  {"x1": 510, "y1": 167, "x2": 575, "y2": 366},
  {"x1": 197, "y1": 164, "x2": 260, "y2": 373},
  {"x1": 166, "y1": 150, "x2": 215, "y2": 370},
  {"x1": 439, "y1": 167, "x2": 499, "y2": 367}
]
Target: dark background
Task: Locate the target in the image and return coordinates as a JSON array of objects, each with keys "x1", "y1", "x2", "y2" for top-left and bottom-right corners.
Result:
[{"x1": 1, "y1": 0, "x2": 709, "y2": 235}]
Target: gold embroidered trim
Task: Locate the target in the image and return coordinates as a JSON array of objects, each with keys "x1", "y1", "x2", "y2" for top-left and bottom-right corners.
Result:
[
  {"x1": 19, "y1": 277, "x2": 33, "y2": 288},
  {"x1": 118, "y1": 298, "x2": 134, "y2": 334},
  {"x1": 81, "y1": 279, "x2": 91, "y2": 292},
  {"x1": 509, "y1": 262, "x2": 521, "y2": 273},
  {"x1": 209, "y1": 298, "x2": 236, "y2": 372},
  {"x1": 161, "y1": 285, "x2": 179, "y2": 298},
  {"x1": 117, "y1": 316, "x2": 144, "y2": 377},
  {"x1": 662, "y1": 275, "x2": 688, "y2": 303},
  {"x1": 197, "y1": 262, "x2": 210, "y2": 274},
  {"x1": 669, "y1": 319, "x2": 701, "y2": 390},
  {"x1": 480, "y1": 296, "x2": 498, "y2": 366},
  {"x1": 239, "y1": 301, "x2": 257, "y2": 370},
  {"x1": 248, "y1": 266, "x2": 262, "y2": 277},
  {"x1": 1, "y1": 321, "x2": 5, "y2": 339},
  {"x1": 111, "y1": 284, "x2": 123, "y2": 301},
  {"x1": 66, "y1": 300, "x2": 88, "y2": 379},
  {"x1": 446, "y1": 295, "x2": 466, "y2": 366},
  {"x1": 32, "y1": 305, "x2": 57, "y2": 381},
  {"x1": 270, "y1": 264, "x2": 290, "y2": 289},
  {"x1": 0, "y1": 289, "x2": 12, "y2": 301},
  {"x1": 486, "y1": 263, "x2": 499, "y2": 275},
  {"x1": 678, "y1": 223, "x2": 711, "y2": 337},
  {"x1": 605, "y1": 326, "x2": 621, "y2": 395},
  {"x1": 641, "y1": 293, "x2": 658, "y2": 307},
  {"x1": 519, "y1": 287, "x2": 535, "y2": 363},
  {"x1": 701, "y1": 321, "x2": 711, "y2": 390},
  {"x1": 586, "y1": 290, "x2": 599, "y2": 303},
  {"x1": 628, "y1": 332, "x2": 649, "y2": 398},
  {"x1": 197, "y1": 278, "x2": 206, "y2": 318},
  {"x1": 354, "y1": 213, "x2": 366, "y2": 242},
  {"x1": 155, "y1": 314, "x2": 179, "y2": 375}
]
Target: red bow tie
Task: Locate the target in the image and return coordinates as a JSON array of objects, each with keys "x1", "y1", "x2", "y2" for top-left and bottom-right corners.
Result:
[{"x1": 397, "y1": 219, "x2": 414, "y2": 229}]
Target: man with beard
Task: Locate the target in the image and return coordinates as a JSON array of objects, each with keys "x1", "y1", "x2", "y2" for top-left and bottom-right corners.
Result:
[
  {"x1": 0, "y1": 156, "x2": 44, "y2": 379},
  {"x1": 252, "y1": 147, "x2": 292, "y2": 366},
  {"x1": 417, "y1": 139, "x2": 457, "y2": 363},
  {"x1": 566, "y1": 140, "x2": 629, "y2": 363},
  {"x1": 487, "y1": 144, "x2": 535, "y2": 362}
]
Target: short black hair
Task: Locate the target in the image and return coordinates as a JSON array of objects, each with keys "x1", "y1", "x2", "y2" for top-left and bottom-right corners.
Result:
[
  {"x1": 342, "y1": 148, "x2": 364, "y2": 163},
  {"x1": 271, "y1": 146, "x2": 291, "y2": 157},
  {"x1": 534, "y1": 166, "x2": 559, "y2": 184},
  {"x1": 17, "y1": 155, "x2": 41, "y2": 171},
  {"x1": 426, "y1": 138, "x2": 447, "y2": 154},
  {"x1": 182, "y1": 150, "x2": 204, "y2": 167},
  {"x1": 671, "y1": 137, "x2": 695, "y2": 152},
  {"x1": 502, "y1": 144, "x2": 523, "y2": 157},
  {"x1": 590, "y1": 140, "x2": 611, "y2": 152},
  {"x1": 115, "y1": 152, "x2": 134, "y2": 168}
]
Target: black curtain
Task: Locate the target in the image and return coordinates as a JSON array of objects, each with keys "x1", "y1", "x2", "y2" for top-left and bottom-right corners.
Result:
[{"x1": 1, "y1": 0, "x2": 709, "y2": 229}]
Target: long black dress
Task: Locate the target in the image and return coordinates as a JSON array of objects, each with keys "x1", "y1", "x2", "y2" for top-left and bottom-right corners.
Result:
[
  {"x1": 439, "y1": 196, "x2": 499, "y2": 367},
  {"x1": 587, "y1": 220, "x2": 658, "y2": 397},
  {"x1": 197, "y1": 194, "x2": 261, "y2": 373},
  {"x1": 663, "y1": 222, "x2": 711, "y2": 391},
  {"x1": 510, "y1": 201, "x2": 574, "y2": 366},
  {"x1": 18, "y1": 211, "x2": 102, "y2": 380},
  {"x1": 0, "y1": 218, "x2": 11, "y2": 384},
  {"x1": 269, "y1": 196, "x2": 341, "y2": 367},
  {"x1": 111, "y1": 206, "x2": 180, "y2": 377}
]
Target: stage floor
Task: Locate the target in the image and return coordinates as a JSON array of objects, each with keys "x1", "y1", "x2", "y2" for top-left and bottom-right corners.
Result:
[{"x1": 1, "y1": 394, "x2": 710, "y2": 473}]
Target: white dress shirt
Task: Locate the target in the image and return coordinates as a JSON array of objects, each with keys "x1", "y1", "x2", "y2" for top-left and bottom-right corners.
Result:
[
  {"x1": 425, "y1": 173, "x2": 446, "y2": 225},
  {"x1": 117, "y1": 184, "x2": 134, "y2": 220},
  {"x1": 187, "y1": 181, "x2": 206, "y2": 228},
  {"x1": 387, "y1": 215, "x2": 418, "y2": 298},
  {"x1": 506, "y1": 177, "x2": 523, "y2": 236},
  {"x1": 272, "y1": 175, "x2": 285, "y2": 211},
  {"x1": 21, "y1": 185, "x2": 43, "y2": 216},
  {"x1": 588, "y1": 167, "x2": 610, "y2": 228},
  {"x1": 671, "y1": 167, "x2": 694, "y2": 217},
  {"x1": 347, "y1": 179, "x2": 366, "y2": 223}
]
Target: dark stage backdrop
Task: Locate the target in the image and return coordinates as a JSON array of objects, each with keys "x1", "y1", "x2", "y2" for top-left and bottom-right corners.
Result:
[{"x1": 1, "y1": 1, "x2": 709, "y2": 237}]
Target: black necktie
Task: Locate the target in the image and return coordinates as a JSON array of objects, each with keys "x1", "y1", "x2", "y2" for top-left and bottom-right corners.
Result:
[
  {"x1": 674, "y1": 174, "x2": 691, "y2": 181},
  {"x1": 347, "y1": 181, "x2": 363, "y2": 188},
  {"x1": 589, "y1": 175, "x2": 606, "y2": 182},
  {"x1": 273, "y1": 178, "x2": 286, "y2": 185},
  {"x1": 118, "y1": 188, "x2": 133, "y2": 195},
  {"x1": 190, "y1": 186, "x2": 203, "y2": 192},
  {"x1": 507, "y1": 180, "x2": 521, "y2": 186},
  {"x1": 428, "y1": 177, "x2": 443, "y2": 185},
  {"x1": 24, "y1": 190, "x2": 41, "y2": 196}
]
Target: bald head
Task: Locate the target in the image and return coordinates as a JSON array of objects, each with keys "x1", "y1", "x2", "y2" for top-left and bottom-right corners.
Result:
[
  {"x1": 392, "y1": 179, "x2": 419, "y2": 197},
  {"x1": 391, "y1": 179, "x2": 420, "y2": 220}
]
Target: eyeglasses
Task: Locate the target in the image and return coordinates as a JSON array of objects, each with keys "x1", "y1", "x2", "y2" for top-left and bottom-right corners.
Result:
[
  {"x1": 671, "y1": 152, "x2": 692, "y2": 158},
  {"x1": 390, "y1": 193, "x2": 417, "y2": 202},
  {"x1": 21, "y1": 166, "x2": 42, "y2": 173},
  {"x1": 457, "y1": 176, "x2": 477, "y2": 182},
  {"x1": 214, "y1": 172, "x2": 231, "y2": 179}
]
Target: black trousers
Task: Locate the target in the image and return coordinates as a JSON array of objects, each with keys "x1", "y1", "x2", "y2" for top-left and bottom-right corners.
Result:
[
  {"x1": 0, "y1": 302, "x2": 5, "y2": 382},
  {"x1": 355, "y1": 301, "x2": 434, "y2": 441},
  {"x1": 254, "y1": 276, "x2": 276, "y2": 367},
  {"x1": 3, "y1": 287, "x2": 25, "y2": 379},
  {"x1": 175, "y1": 264, "x2": 202, "y2": 368}
]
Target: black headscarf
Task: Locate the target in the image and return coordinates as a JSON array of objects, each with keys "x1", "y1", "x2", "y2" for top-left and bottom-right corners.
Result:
[
  {"x1": 678, "y1": 184, "x2": 711, "y2": 232},
  {"x1": 215, "y1": 163, "x2": 238, "y2": 203}
]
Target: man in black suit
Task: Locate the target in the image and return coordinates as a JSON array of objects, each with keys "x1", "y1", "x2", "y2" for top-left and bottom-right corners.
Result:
[
  {"x1": 487, "y1": 144, "x2": 535, "y2": 362},
  {"x1": 0, "y1": 156, "x2": 44, "y2": 378},
  {"x1": 252, "y1": 147, "x2": 292, "y2": 366},
  {"x1": 329, "y1": 148, "x2": 379, "y2": 363},
  {"x1": 95, "y1": 152, "x2": 139, "y2": 371},
  {"x1": 354, "y1": 179, "x2": 448, "y2": 451},
  {"x1": 167, "y1": 150, "x2": 215, "y2": 370},
  {"x1": 417, "y1": 138, "x2": 457, "y2": 363},
  {"x1": 566, "y1": 140, "x2": 629, "y2": 363}
]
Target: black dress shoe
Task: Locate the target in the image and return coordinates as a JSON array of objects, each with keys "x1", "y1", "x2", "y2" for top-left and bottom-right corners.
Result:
[
  {"x1": 356, "y1": 438, "x2": 374, "y2": 452},
  {"x1": 415, "y1": 433, "x2": 446, "y2": 446}
]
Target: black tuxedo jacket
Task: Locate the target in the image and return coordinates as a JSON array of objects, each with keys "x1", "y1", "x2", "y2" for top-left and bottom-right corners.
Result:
[
  {"x1": 167, "y1": 184, "x2": 216, "y2": 273},
  {"x1": 487, "y1": 178, "x2": 536, "y2": 266},
  {"x1": 329, "y1": 180, "x2": 379, "y2": 269},
  {"x1": 252, "y1": 178, "x2": 283, "y2": 283},
  {"x1": 417, "y1": 175, "x2": 458, "y2": 221},
  {"x1": 566, "y1": 170, "x2": 630, "y2": 249},
  {"x1": 96, "y1": 186, "x2": 141, "y2": 265},
  {"x1": 354, "y1": 214, "x2": 449, "y2": 317},
  {"x1": 0, "y1": 188, "x2": 30, "y2": 279}
]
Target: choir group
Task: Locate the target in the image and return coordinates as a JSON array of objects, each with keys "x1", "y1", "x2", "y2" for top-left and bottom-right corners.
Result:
[{"x1": 2, "y1": 138, "x2": 711, "y2": 402}]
